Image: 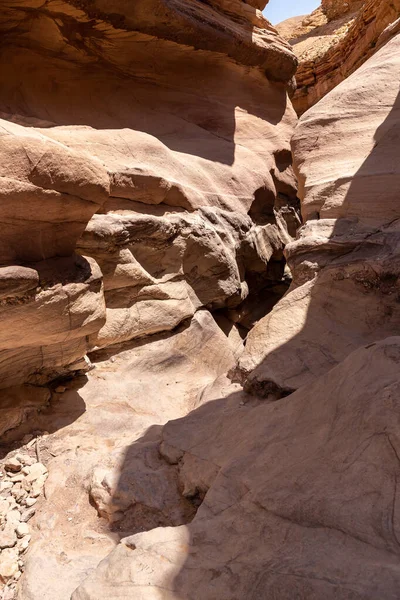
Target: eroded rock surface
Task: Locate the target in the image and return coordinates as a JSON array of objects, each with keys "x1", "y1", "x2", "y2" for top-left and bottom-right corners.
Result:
[
  {"x1": 74, "y1": 338, "x2": 400, "y2": 599},
  {"x1": 0, "y1": 118, "x2": 108, "y2": 389},
  {"x1": 278, "y1": 0, "x2": 400, "y2": 114},
  {"x1": 0, "y1": 0, "x2": 298, "y2": 397},
  {"x1": 3, "y1": 1, "x2": 400, "y2": 600},
  {"x1": 7, "y1": 311, "x2": 237, "y2": 600},
  {"x1": 240, "y1": 27, "x2": 400, "y2": 395}
]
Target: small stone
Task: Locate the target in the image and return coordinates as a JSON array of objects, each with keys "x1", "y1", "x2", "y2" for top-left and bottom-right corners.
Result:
[
  {"x1": 14, "y1": 570, "x2": 21, "y2": 581},
  {"x1": 0, "y1": 481, "x2": 12, "y2": 493},
  {"x1": 0, "y1": 524, "x2": 17, "y2": 549},
  {"x1": 4, "y1": 458, "x2": 21, "y2": 473},
  {"x1": 9, "y1": 474, "x2": 24, "y2": 483},
  {"x1": 6, "y1": 509, "x2": 21, "y2": 526},
  {"x1": 21, "y1": 479, "x2": 31, "y2": 493},
  {"x1": 30, "y1": 475, "x2": 47, "y2": 498},
  {"x1": 16, "y1": 522, "x2": 29, "y2": 538},
  {"x1": 0, "y1": 547, "x2": 19, "y2": 581},
  {"x1": 25, "y1": 462, "x2": 48, "y2": 483},
  {"x1": 24, "y1": 497, "x2": 37, "y2": 507},
  {"x1": 11, "y1": 485, "x2": 27, "y2": 503},
  {"x1": 18, "y1": 535, "x2": 31, "y2": 552},
  {"x1": 20, "y1": 507, "x2": 35, "y2": 523},
  {"x1": 0, "y1": 498, "x2": 10, "y2": 516},
  {"x1": 16, "y1": 454, "x2": 36, "y2": 467},
  {"x1": 2, "y1": 586, "x2": 15, "y2": 600},
  {"x1": 55, "y1": 386, "x2": 66, "y2": 393}
]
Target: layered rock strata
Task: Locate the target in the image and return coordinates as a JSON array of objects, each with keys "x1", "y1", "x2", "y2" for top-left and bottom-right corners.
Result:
[
  {"x1": 0, "y1": 0, "x2": 299, "y2": 391},
  {"x1": 240, "y1": 26, "x2": 400, "y2": 395},
  {"x1": 71, "y1": 28, "x2": 400, "y2": 600},
  {"x1": 0, "y1": 118, "x2": 108, "y2": 389},
  {"x1": 278, "y1": 0, "x2": 400, "y2": 114}
]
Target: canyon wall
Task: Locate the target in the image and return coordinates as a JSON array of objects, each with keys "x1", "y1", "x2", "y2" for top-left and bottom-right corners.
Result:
[
  {"x1": 73, "y1": 24, "x2": 400, "y2": 599},
  {"x1": 239, "y1": 20, "x2": 400, "y2": 395},
  {"x1": 0, "y1": 0, "x2": 298, "y2": 392},
  {"x1": 278, "y1": 0, "x2": 400, "y2": 114},
  {"x1": 1, "y1": 1, "x2": 400, "y2": 599}
]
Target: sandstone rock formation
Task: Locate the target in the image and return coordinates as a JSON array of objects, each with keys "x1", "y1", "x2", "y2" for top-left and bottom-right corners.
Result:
[
  {"x1": 70, "y1": 24, "x2": 400, "y2": 599},
  {"x1": 240, "y1": 26, "x2": 400, "y2": 394},
  {"x1": 2, "y1": 1, "x2": 400, "y2": 600},
  {"x1": 74, "y1": 337, "x2": 400, "y2": 599},
  {"x1": 0, "y1": 118, "x2": 108, "y2": 389},
  {"x1": 0, "y1": 1, "x2": 302, "y2": 598},
  {"x1": 278, "y1": 0, "x2": 400, "y2": 114},
  {"x1": 11, "y1": 310, "x2": 239, "y2": 600},
  {"x1": 0, "y1": 0, "x2": 299, "y2": 394},
  {"x1": 321, "y1": 0, "x2": 363, "y2": 21}
]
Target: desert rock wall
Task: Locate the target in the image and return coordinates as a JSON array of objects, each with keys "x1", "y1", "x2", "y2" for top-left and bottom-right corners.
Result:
[
  {"x1": 279, "y1": 0, "x2": 400, "y2": 114},
  {"x1": 239, "y1": 25, "x2": 400, "y2": 395},
  {"x1": 0, "y1": 0, "x2": 298, "y2": 389},
  {"x1": 71, "y1": 23, "x2": 400, "y2": 600}
]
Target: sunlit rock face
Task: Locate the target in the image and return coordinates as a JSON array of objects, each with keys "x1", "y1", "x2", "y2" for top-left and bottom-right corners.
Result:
[
  {"x1": 71, "y1": 24, "x2": 400, "y2": 600},
  {"x1": 0, "y1": 0, "x2": 299, "y2": 389},
  {"x1": 73, "y1": 338, "x2": 400, "y2": 600},
  {"x1": 277, "y1": 0, "x2": 400, "y2": 114},
  {"x1": 239, "y1": 26, "x2": 400, "y2": 396},
  {"x1": 321, "y1": 0, "x2": 362, "y2": 20}
]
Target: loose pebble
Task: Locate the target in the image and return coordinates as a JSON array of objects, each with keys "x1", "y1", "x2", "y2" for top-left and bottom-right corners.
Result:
[
  {"x1": 9, "y1": 474, "x2": 24, "y2": 483},
  {"x1": 55, "y1": 386, "x2": 66, "y2": 393},
  {"x1": 6, "y1": 509, "x2": 21, "y2": 526},
  {"x1": 16, "y1": 522, "x2": 29, "y2": 538},
  {"x1": 0, "y1": 481, "x2": 13, "y2": 493},
  {"x1": 0, "y1": 547, "x2": 19, "y2": 581},
  {"x1": 20, "y1": 507, "x2": 36, "y2": 523},
  {"x1": 15, "y1": 454, "x2": 36, "y2": 467},
  {"x1": 4, "y1": 458, "x2": 22, "y2": 473},
  {"x1": 25, "y1": 462, "x2": 48, "y2": 483},
  {"x1": 24, "y1": 497, "x2": 37, "y2": 507},
  {"x1": 0, "y1": 524, "x2": 17, "y2": 549},
  {"x1": 0, "y1": 446, "x2": 49, "y2": 592}
]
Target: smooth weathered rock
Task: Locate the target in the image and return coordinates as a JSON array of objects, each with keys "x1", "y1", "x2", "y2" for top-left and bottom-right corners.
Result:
[
  {"x1": 0, "y1": 548, "x2": 19, "y2": 584},
  {"x1": 73, "y1": 338, "x2": 400, "y2": 599},
  {"x1": 24, "y1": 464, "x2": 47, "y2": 485},
  {"x1": 15, "y1": 523, "x2": 29, "y2": 539},
  {"x1": 0, "y1": 255, "x2": 106, "y2": 390},
  {"x1": 14, "y1": 311, "x2": 239, "y2": 600},
  {"x1": 240, "y1": 27, "x2": 400, "y2": 395},
  {"x1": 78, "y1": 209, "x2": 289, "y2": 349},
  {"x1": 0, "y1": 0, "x2": 298, "y2": 394},
  {"x1": 0, "y1": 524, "x2": 17, "y2": 550}
]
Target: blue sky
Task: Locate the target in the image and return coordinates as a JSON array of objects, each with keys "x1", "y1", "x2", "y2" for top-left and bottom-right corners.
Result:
[{"x1": 263, "y1": 0, "x2": 320, "y2": 24}]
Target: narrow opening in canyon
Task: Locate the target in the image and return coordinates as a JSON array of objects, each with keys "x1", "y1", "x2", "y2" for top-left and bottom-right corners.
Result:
[{"x1": 1, "y1": 1, "x2": 400, "y2": 598}]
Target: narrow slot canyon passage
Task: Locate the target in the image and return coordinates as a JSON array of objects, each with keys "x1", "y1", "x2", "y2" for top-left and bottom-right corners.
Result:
[{"x1": 0, "y1": 1, "x2": 400, "y2": 599}]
